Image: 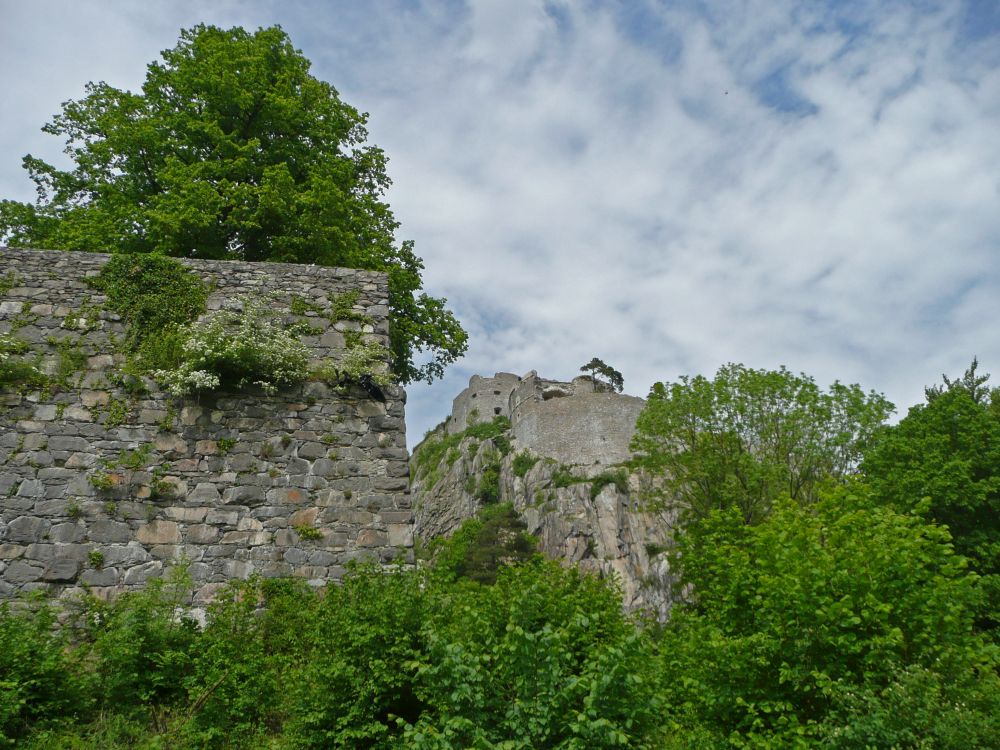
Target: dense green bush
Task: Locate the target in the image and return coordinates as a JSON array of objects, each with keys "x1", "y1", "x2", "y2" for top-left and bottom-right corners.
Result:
[
  {"x1": 863, "y1": 374, "x2": 1000, "y2": 635},
  {"x1": 411, "y1": 415, "x2": 511, "y2": 486},
  {"x1": 90, "y1": 253, "x2": 208, "y2": 348},
  {"x1": 0, "y1": 598, "x2": 92, "y2": 745},
  {"x1": 81, "y1": 566, "x2": 200, "y2": 711},
  {"x1": 403, "y1": 562, "x2": 665, "y2": 748},
  {"x1": 511, "y1": 450, "x2": 539, "y2": 478},
  {"x1": 658, "y1": 487, "x2": 999, "y2": 746}
]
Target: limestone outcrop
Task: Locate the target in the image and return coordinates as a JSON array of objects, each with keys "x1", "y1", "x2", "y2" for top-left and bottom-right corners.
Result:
[{"x1": 412, "y1": 372, "x2": 678, "y2": 617}]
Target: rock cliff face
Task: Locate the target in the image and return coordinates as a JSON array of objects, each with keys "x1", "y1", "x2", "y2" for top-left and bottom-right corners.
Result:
[{"x1": 412, "y1": 372, "x2": 679, "y2": 618}]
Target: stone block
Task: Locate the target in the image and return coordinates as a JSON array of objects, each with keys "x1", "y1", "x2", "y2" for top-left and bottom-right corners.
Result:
[
  {"x1": 289, "y1": 507, "x2": 318, "y2": 526},
  {"x1": 154, "y1": 433, "x2": 188, "y2": 453},
  {"x1": 65, "y1": 452, "x2": 98, "y2": 469},
  {"x1": 33, "y1": 405, "x2": 57, "y2": 421},
  {"x1": 0, "y1": 544, "x2": 25, "y2": 559},
  {"x1": 49, "y1": 522, "x2": 86, "y2": 543},
  {"x1": 5, "y1": 516, "x2": 50, "y2": 542},
  {"x1": 355, "y1": 529, "x2": 388, "y2": 548},
  {"x1": 48, "y1": 436, "x2": 89, "y2": 452},
  {"x1": 206, "y1": 510, "x2": 239, "y2": 525},
  {"x1": 297, "y1": 442, "x2": 327, "y2": 460},
  {"x1": 5, "y1": 560, "x2": 44, "y2": 583},
  {"x1": 195, "y1": 440, "x2": 219, "y2": 455},
  {"x1": 33, "y1": 498, "x2": 69, "y2": 517},
  {"x1": 123, "y1": 561, "x2": 162, "y2": 585},
  {"x1": 374, "y1": 477, "x2": 408, "y2": 492},
  {"x1": 222, "y1": 559, "x2": 252, "y2": 579},
  {"x1": 80, "y1": 390, "x2": 109, "y2": 408},
  {"x1": 180, "y1": 406, "x2": 203, "y2": 425},
  {"x1": 22, "y1": 433, "x2": 48, "y2": 451},
  {"x1": 378, "y1": 511, "x2": 413, "y2": 524},
  {"x1": 274, "y1": 529, "x2": 297, "y2": 546},
  {"x1": 80, "y1": 567, "x2": 119, "y2": 586},
  {"x1": 103, "y1": 543, "x2": 151, "y2": 567},
  {"x1": 388, "y1": 524, "x2": 414, "y2": 547},
  {"x1": 136, "y1": 520, "x2": 181, "y2": 545},
  {"x1": 42, "y1": 558, "x2": 79, "y2": 582},
  {"x1": 16, "y1": 479, "x2": 45, "y2": 498},
  {"x1": 385, "y1": 461, "x2": 410, "y2": 478},
  {"x1": 164, "y1": 506, "x2": 209, "y2": 522},
  {"x1": 266, "y1": 487, "x2": 308, "y2": 504},
  {"x1": 88, "y1": 520, "x2": 133, "y2": 543},
  {"x1": 188, "y1": 483, "x2": 221, "y2": 503},
  {"x1": 222, "y1": 486, "x2": 265, "y2": 505},
  {"x1": 149, "y1": 544, "x2": 182, "y2": 560},
  {"x1": 185, "y1": 525, "x2": 220, "y2": 544},
  {"x1": 63, "y1": 406, "x2": 93, "y2": 422}
]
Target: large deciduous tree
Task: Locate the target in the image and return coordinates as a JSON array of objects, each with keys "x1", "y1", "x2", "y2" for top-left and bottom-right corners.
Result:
[
  {"x1": 660, "y1": 490, "x2": 1000, "y2": 746},
  {"x1": 0, "y1": 24, "x2": 466, "y2": 384},
  {"x1": 630, "y1": 363, "x2": 893, "y2": 524},
  {"x1": 863, "y1": 359, "x2": 1000, "y2": 633}
]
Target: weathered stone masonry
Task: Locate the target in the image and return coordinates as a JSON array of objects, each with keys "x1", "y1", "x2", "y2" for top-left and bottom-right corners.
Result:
[{"x1": 0, "y1": 247, "x2": 412, "y2": 605}]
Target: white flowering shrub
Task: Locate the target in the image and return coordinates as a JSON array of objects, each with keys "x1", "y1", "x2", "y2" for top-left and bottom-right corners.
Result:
[{"x1": 155, "y1": 296, "x2": 311, "y2": 396}]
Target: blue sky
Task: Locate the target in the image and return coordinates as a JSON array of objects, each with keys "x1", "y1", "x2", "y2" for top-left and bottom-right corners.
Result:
[{"x1": 2, "y1": 0, "x2": 999, "y2": 447}]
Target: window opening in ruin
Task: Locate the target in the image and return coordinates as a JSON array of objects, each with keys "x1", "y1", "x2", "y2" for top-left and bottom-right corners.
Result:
[{"x1": 494, "y1": 407, "x2": 501, "y2": 415}]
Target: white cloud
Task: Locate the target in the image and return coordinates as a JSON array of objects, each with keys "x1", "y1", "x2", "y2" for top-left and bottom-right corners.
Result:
[{"x1": 1, "y1": 0, "x2": 998, "y2": 444}]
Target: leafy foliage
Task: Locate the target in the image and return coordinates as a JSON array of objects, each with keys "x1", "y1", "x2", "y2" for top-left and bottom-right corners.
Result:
[
  {"x1": 427, "y1": 503, "x2": 538, "y2": 585},
  {"x1": 511, "y1": 450, "x2": 539, "y2": 478},
  {"x1": 631, "y1": 363, "x2": 894, "y2": 524},
  {"x1": 89, "y1": 253, "x2": 207, "y2": 349},
  {"x1": 411, "y1": 415, "x2": 511, "y2": 485},
  {"x1": 403, "y1": 562, "x2": 665, "y2": 748},
  {"x1": 863, "y1": 360, "x2": 1000, "y2": 633},
  {"x1": 659, "y1": 488, "x2": 999, "y2": 746},
  {"x1": 79, "y1": 565, "x2": 200, "y2": 710},
  {"x1": 0, "y1": 333, "x2": 46, "y2": 392},
  {"x1": 0, "y1": 24, "x2": 466, "y2": 383},
  {"x1": 0, "y1": 597, "x2": 91, "y2": 745}
]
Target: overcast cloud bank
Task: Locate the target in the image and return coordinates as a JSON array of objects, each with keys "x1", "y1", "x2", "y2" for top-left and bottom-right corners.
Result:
[{"x1": 2, "y1": 1, "x2": 998, "y2": 445}]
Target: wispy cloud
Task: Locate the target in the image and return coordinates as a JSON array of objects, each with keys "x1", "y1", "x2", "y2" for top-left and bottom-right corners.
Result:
[{"x1": 2, "y1": 1, "x2": 998, "y2": 445}]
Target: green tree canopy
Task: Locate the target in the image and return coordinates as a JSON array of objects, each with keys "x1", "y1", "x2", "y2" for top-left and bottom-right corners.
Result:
[
  {"x1": 0, "y1": 24, "x2": 466, "y2": 384},
  {"x1": 863, "y1": 360, "x2": 1000, "y2": 632},
  {"x1": 630, "y1": 363, "x2": 894, "y2": 524},
  {"x1": 660, "y1": 490, "x2": 1000, "y2": 747}
]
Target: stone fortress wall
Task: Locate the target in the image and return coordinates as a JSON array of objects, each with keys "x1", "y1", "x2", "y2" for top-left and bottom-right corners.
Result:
[
  {"x1": 0, "y1": 247, "x2": 412, "y2": 605},
  {"x1": 447, "y1": 369, "x2": 645, "y2": 465},
  {"x1": 446, "y1": 372, "x2": 521, "y2": 435}
]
